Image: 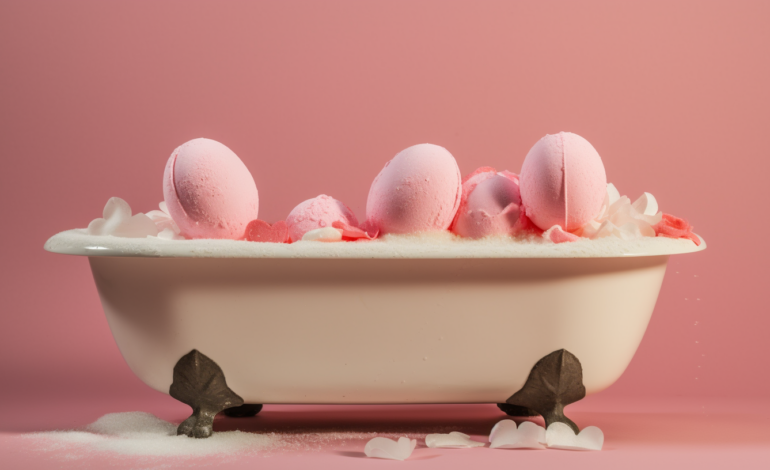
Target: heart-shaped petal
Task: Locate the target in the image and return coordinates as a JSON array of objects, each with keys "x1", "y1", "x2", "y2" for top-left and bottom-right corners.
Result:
[
  {"x1": 88, "y1": 197, "x2": 130, "y2": 235},
  {"x1": 546, "y1": 422, "x2": 604, "y2": 451},
  {"x1": 425, "y1": 431, "x2": 485, "y2": 448},
  {"x1": 364, "y1": 437, "x2": 416, "y2": 460},
  {"x1": 244, "y1": 220, "x2": 289, "y2": 243},
  {"x1": 87, "y1": 198, "x2": 158, "y2": 238},
  {"x1": 489, "y1": 419, "x2": 546, "y2": 449}
]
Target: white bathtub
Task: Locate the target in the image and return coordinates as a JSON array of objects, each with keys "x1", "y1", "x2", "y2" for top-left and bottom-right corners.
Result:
[{"x1": 46, "y1": 229, "x2": 704, "y2": 436}]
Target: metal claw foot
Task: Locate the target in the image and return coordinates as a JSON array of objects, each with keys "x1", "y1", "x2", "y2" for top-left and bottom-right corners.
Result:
[
  {"x1": 223, "y1": 404, "x2": 263, "y2": 418},
  {"x1": 496, "y1": 403, "x2": 539, "y2": 417},
  {"x1": 169, "y1": 349, "x2": 244, "y2": 438},
  {"x1": 503, "y1": 349, "x2": 586, "y2": 433}
]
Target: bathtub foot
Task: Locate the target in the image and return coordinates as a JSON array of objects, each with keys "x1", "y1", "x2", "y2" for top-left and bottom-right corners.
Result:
[
  {"x1": 496, "y1": 403, "x2": 539, "y2": 417},
  {"x1": 169, "y1": 349, "x2": 244, "y2": 438},
  {"x1": 503, "y1": 349, "x2": 586, "y2": 434},
  {"x1": 223, "y1": 404, "x2": 263, "y2": 418}
]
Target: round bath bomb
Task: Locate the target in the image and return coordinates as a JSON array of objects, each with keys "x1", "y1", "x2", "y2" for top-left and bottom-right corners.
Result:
[
  {"x1": 366, "y1": 144, "x2": 462, "y2": 234},
  {"x1": 451, "y1": 167, "x2": 522, "y2": 239},
  {"x1": 163, "y1": 138, "x2": 259, "y2": 239},
  {"x1": 519, "y1": 132, "x2": 606, "y2": 232},
  {"x1": 286, "y1": 194, "x2": 358, "y2": 242}
]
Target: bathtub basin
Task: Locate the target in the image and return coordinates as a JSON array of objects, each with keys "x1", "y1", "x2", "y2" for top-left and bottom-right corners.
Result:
[{"x1": 46, "y1": 230, "x2": 704, "y2": 435}]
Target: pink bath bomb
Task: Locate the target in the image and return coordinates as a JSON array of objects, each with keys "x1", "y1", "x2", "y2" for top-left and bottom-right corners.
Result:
[
  {"x1": 163, "y1": 138, "x2": 259, "y2": 239},
  {"x1": 519, "y1": 132, "x2": 606, "y2": 232},
  {"x1": 366, "y1": 144, "x2": 462, "y2": 234},
  {"x1": 286, "y1": 195, "x2": 359, "y2": 242},
  {"x1": 451, "y1": 167, "x2": 522, "y2": 239}
]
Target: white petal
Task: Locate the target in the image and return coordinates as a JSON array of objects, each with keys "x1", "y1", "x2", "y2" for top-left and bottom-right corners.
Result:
[
  {"x1": 302, "y1": 227, "x2": 343, "y2": 242},
  {"x1": 632, "y1": 192, "x2": 658, "y2": 216},
  {"x1": 156, "y1": 228, "x2": 184, "y2": 240},
  {"x1": 617, "y1": 222, "x2": 643, "y2": 240},
  {"x1": 489, "y1": 420, "x2": 546, "y2": 449},
  {"x1": 87, "y1": 218, "x2": 107, "y2": 236},
  {"x1": 145, "y1": 210, "x2": 169, "y2": 222},
  {"x1": 594, "y1": 220, "x2": 616, "y2": 239},
  {"x1": 489, "y1": 419, "x2": 515, "y2": 443},
  {"x1": 580, "y1": 220, "x2": 602, "y2": 239},
  {"x1": 159, "y1": 201, "x2": 169, "y2": 215},
  {"x1": 638, "y1": 211, "x2": 663, "y2": 226},
  {"x1": 546, "y1": 422, "x2": 579, "y2": 449},
  {"x1": 112, "y1": 213, "x2": 160, "y2": 238},
  {"x1": 103, "y1": 197, "x2": 132, "y2": 220},
  {"x1": 606, "y1": 183, "x2": 620, "y2": 205},
  {"x1": 88, "y1": 198, "x2": 133, "y2": 236},
  {"x1": 364, "y1": 437, "x2": 416, "y2": 460},
  {"x1": 425, "y1": 431, "x2": 484, "y2": 448},
  {"x1": 575, "y1": 426, "x2": 604, "y2": 451},
  {"x1": 546, "y1": 422, "x2": 604, "y2": 451}
]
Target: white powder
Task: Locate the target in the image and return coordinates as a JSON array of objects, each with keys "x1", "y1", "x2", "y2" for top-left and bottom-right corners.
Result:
[
  {"x1": 45, "y1": 229, "x2": 704, "y2": 259},
  {"x1": 26, "y1": 412, "x2": 280, "y2": 457},
  {"x1": 25, "y1": 412, "x2": 458, "y2": 459}
]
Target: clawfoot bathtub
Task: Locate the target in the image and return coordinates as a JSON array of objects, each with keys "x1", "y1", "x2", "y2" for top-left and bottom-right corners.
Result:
[{"x1": 45, "y1": 230, "x2": 705, "y2": 437}]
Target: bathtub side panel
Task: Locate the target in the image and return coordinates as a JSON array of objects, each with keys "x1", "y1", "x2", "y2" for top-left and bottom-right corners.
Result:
[{"x1": 88, "y1": 256, "x2": 667, "y2": 404}]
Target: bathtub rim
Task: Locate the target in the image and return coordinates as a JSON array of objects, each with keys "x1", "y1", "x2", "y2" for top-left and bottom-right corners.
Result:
[{"x1": 45, "y1": 229, "x2": 706, "y2": 259}]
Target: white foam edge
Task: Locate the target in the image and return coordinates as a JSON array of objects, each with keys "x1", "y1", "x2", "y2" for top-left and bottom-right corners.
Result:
[{"x1": 45, "y1": 229, "x2": 705, "y2": 259}]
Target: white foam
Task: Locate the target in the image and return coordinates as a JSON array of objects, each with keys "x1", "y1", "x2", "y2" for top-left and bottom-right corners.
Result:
[{"x1": 45, "y1": 229, "x2": 704, "y2": 259}]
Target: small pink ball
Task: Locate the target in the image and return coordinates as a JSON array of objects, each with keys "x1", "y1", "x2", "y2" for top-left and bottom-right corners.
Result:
[
  {"x1": 451, "y1": 167, "x2": 522, "y2": 239},
  {"x1": 286, "y1": 195, "x2": 358, "y2": 242},
  {"x1": 519, "y1": 132, "x2": 606, "y2": 232}
]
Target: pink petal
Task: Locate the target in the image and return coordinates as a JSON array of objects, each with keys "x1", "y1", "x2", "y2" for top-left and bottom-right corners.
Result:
[
  {"x1": 332, "y1": 221, "x2": 379, "y2": 240},
  {"x1": 653, "y1": 213, "x2": 701, "y2": 246},
  {"x1": 548, "y1": 226, "x2": 581, "y2": 244},
  {"x1": 243, "y1": 220, "x2": 290, "y2": 243}
]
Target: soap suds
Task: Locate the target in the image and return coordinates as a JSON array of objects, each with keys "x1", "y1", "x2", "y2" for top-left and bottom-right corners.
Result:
[{"x1": 45, "y1": 228, "x2": 704, "y2": 259}]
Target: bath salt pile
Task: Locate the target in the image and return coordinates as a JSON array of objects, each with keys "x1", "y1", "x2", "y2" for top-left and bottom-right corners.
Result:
[
  {"x1": 25, "y1": 412, "x2": 281, "y2": 458},
  {"x1": 25, "y1": 412, "x2": 409, "y2": 458},
  {"x1": 79, "y1": 132, "x2": 700, "y2": 247}
]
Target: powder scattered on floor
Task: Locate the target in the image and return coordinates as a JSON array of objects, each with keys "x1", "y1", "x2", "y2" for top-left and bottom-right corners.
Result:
[
  {"x1": 26, "y1": 412, "x2": 280, "y2": 458},
  {"x1": 24, "y1": 412, "x2": 455, "y2": 459}
]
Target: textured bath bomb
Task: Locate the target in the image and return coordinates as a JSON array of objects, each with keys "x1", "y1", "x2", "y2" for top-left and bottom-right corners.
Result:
[
  {"x1": 286, "y1": 195, "x2": 359, "y2": 242},
  {"x1": 366, "y1": 144, "x2": 462, "y2": 234},
  {"x1": 451, "y1": 167, "x2": 522, "y2": 239},
  {"x1": 519, "y1": 132, "x2": 606, "y2": 232},
  {"x1": 163, "y1": 138, "x2": 259, "y2": 239}
]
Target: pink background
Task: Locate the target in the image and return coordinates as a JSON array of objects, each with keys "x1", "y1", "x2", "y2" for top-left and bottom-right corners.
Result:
[{"x1": 1, "y1": 1, "x2": 769, "y2": 468}]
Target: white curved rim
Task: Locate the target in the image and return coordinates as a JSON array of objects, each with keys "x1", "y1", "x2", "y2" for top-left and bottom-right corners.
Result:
[{"x1": 44, "y1": 229, "x2": 706, "y2": 259}]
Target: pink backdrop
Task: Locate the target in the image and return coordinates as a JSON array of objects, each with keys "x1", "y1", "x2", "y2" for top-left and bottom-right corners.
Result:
[{"x1": 1, "y1": 0, "x2": 768, "y2": 431}]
